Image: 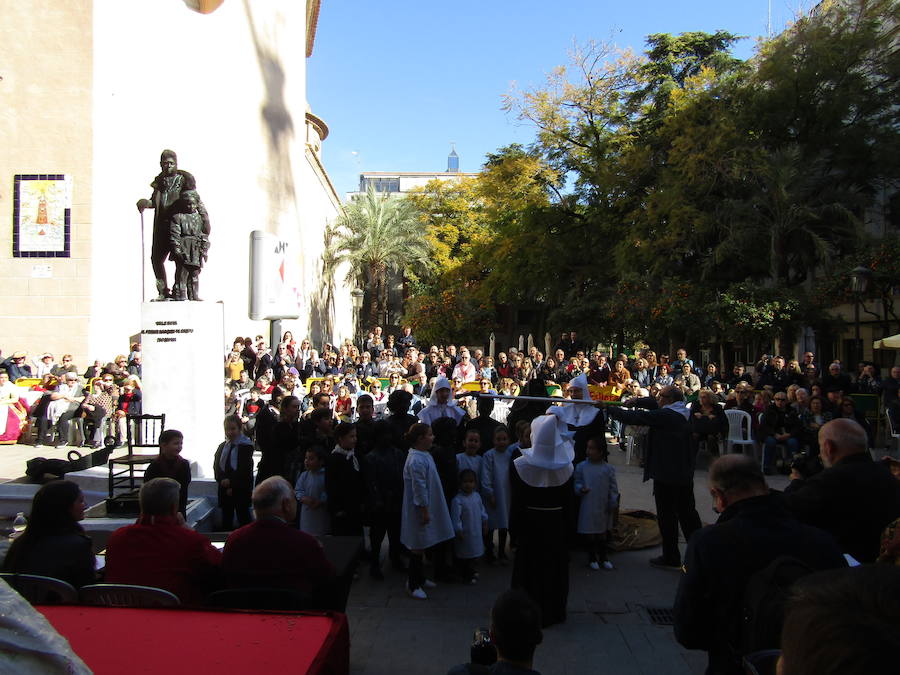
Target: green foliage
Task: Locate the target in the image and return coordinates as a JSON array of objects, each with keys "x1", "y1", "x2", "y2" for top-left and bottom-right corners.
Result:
[
  {"x1": 400, "y1": 2, "x2": 897, "y2": 349},
  {"x1": 403, "y1": 145, "x2": 557, "y2": 340},
  {"x1": 718, "y1": 283, "x2": 803, "y2": 341}
]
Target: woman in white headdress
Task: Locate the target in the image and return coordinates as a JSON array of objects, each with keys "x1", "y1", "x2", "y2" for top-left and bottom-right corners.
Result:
[
  {"x1": 510, "y1": 414, "x2": 575, "y2": 627},
  {"x1": 546, "y1": 373, "x2": 607, "y2": 463},
  {"x1": 417, "y1": 375, "x2": 466, "y2": 426}
]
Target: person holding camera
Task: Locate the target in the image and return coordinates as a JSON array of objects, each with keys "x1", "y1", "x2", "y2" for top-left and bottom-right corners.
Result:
[
  {"x1": 784, "y1": 418, "x2": 900, "y2": 564},
  {"x1": 758, "y1": 391, "x2": 801, "y2": 475},
  {"x1": 447, "y1": 589, "x2": 544, "y2": 675},
  {"x1": 674, "y1": 455, "x2": 845, "y2": 675}
]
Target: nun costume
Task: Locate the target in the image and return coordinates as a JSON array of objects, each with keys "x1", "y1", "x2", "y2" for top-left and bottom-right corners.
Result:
[
  {"x1": 417, "y1": 375, "x2": 466, "y2": 426},
  {"x1": 510, "y1": 414, "x2": 575, "y2": 627},
  {"x1": 546, "y1": 373, "x2": 607, "y2": 463}
]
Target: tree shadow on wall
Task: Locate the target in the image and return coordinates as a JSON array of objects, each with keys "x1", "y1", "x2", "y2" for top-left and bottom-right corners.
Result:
[
  {"x1": 309, "y1": 223, "x2": 338, "y2": 345},
  {"x1": 243, "y1": 0, "x2": 296, "y2": 234}
]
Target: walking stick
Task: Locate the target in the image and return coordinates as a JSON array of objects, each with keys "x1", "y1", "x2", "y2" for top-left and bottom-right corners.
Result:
[
  {"x1": 139, "y1": 209, "x2": 146, "y2": 302},
  {"x1": 456, "y1": 392, "x2": 602, "y2": 405}
]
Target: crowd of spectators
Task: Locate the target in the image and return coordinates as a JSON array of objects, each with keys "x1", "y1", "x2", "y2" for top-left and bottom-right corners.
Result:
[
  {"x1": 2, "y1": 325, "x2": 899, "y2": 675},
  {"x1": 0, "y1": 346, "x2": 143, "y2": 448},
  {"x1": 221, "y1": 329, "x2": 899, "y2": 480}
]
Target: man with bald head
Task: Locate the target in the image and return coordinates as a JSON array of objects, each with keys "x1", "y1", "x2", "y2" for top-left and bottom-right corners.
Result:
[
  {"x1": 784, "y1": 418, "x2": 900, "y2": 563},
  {"x1": 674, "y1": 455, "x2": 844, "y2": 675},
  {"x1": 223, "y1": 476, "x2": 334, "y2": 593}
]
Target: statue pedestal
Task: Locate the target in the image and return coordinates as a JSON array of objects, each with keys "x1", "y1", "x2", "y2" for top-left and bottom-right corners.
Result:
[{"x1": 141, "y1": 301, "x2": 224, "y2": 477}]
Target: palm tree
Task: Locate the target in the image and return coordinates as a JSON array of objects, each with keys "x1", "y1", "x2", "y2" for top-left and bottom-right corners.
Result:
[
  {"x1": 329, "y1": 187, "x2": 431, "y2": 328},
  {"x1": 712, "y1": 145, "x2": 861, "y2": 286}
]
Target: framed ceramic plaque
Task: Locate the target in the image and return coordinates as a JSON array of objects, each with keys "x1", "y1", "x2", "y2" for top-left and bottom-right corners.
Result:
[{"x1": 13, "y1": 174, "x2": 72, "y2": 257}]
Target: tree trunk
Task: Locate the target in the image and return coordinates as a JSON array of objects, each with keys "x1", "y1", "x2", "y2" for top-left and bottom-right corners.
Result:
[
  {"x1": 369, "y1": 261, "x2": 388, "y2": 329},
  {"x1": 367, "y1": 263, "x2": 380, "y2": 329}
]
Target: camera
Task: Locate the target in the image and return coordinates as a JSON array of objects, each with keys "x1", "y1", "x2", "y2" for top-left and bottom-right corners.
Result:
[
  {"x1": 790, "y1": 451, "x2": 823, "y2": 479},
  {"x1": 470, "y1": 627, "x2": 497, "y2": 666}
]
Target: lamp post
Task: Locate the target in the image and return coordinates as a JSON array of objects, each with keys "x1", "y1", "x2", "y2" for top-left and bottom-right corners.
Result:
[
  {"x1": 849, "y1": 266, "x2": 872, "y2": 364},
  {"x1": 350, "y1": 288, "x2": 364, "y2": 351}
]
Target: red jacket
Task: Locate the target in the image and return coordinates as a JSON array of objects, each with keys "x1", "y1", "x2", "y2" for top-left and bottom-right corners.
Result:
[
  {"x1": 104, "y1": 515, "x2": 222, "y2": 604},
  {"x1": 222, "y1": 517, "x2": 335, "y2": 592}
]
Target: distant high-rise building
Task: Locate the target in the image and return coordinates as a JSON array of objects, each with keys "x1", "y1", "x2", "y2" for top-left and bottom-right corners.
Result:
[{"x1": 447, "y1": 145, "x2": 459, "y2": 172}]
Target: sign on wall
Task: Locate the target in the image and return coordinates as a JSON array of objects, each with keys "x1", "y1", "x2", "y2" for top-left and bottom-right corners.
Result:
[
  {"x1": 248, "y1": 230, "x2": 302, "y2": 320},
  {"x1": 12, "y1": 174, "x2": 72, "y2": 257}
]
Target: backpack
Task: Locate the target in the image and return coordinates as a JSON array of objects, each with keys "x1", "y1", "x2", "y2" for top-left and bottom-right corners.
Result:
[{"x1": 737, "y1": 555, "x2": 815, "y2": 655}]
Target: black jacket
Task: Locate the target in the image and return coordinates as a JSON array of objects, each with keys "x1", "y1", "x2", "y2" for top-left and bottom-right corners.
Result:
[
  {"x1": 607, "y1": 401, "x2": 695, "y2": 485},
  {"x1": 364, "y1": 446, "x2": 406, "y2": 514},
  {"x1": 757, "y1": 368, "x2": 792, "y2": 392},
  {"x1": 674, "y1": 493, "x2": 845, "y2": 675},
  {"x1": 213, "y1": 440, "x2": 254, "y2": 503},
  {"x1": 783, "y1": 452, "x2": 900, "y2": 563},
  {"x1": 757, "y1": 404, "x2": 800, "y2": 440},
  {"x1": 689, "y1": 402, "x2": 728, "y2": 438},
  {"x1": 3, "y1": 531, "x2": 96, "y2": 588}
]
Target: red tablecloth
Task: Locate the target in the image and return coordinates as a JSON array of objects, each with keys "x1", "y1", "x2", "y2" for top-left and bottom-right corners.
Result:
[{"x1": 38, "y1": 605, "x2": 349, "y2": 674}]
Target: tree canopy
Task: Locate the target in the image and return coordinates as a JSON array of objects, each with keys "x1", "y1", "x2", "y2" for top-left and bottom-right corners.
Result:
[{"x1": 402, "y1": 0, "x2": 898, "y2": 352}]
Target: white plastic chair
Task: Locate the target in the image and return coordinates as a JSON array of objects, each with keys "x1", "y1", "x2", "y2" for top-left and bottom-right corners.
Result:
[{"x1": 724, "y1": 409, "x2": 756, "y2": 457}]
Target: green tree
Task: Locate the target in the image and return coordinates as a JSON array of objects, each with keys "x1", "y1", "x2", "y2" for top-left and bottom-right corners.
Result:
[
  {"x1": 404, "y1": 145, "x2": 559, "y2": 342},
  {"x1": 329, "y1": 187, "x2": 431, "y2": 327}
]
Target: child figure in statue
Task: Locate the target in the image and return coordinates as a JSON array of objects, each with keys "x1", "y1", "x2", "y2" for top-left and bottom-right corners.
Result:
[{"x1": 169, "y1": 190, "x2": 210, "y2": 301}]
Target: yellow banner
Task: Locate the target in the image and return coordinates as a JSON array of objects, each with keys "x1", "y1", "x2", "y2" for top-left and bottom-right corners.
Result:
[{"x1": 588, "y1": 384, "x2": 624, "y2": 402}]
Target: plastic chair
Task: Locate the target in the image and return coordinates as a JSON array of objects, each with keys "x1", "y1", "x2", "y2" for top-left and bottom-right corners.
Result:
[
  {"x1": 207, "y1": 587, "x2": 313, "y2": 611},
  {"x1": 79, "y1": 583, "x2": 180, "y2": 608},
  {"x1": 0, "y1": 573, "x2": 78, "y2": 605},
  {"x1": 724, "y1": 409, "x2": 756, "y2": 456}
]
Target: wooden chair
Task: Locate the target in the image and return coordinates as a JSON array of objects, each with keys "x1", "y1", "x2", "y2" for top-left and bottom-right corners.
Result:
[
  {"x1": 0, "y1": 573, "x2": 78, "y2": 605},
  {"x1": 108, "y1": 413, "x2": 165, "y2": 498},
  {"x1": 79, "y1": 583, "x2": 180, "y2": 608}
]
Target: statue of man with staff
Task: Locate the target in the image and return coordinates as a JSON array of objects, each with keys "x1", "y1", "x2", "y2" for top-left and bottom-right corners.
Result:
[{"x1": 136, "y1": 149, "x2": 209, "y2": 301}]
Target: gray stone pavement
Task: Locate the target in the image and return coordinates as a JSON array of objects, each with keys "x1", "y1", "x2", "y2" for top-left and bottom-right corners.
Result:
[{"x1": 345, "y1": 444, "x2": 791, "y2": 675}]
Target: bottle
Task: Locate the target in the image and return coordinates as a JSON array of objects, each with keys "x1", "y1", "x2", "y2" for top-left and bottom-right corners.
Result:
[{"x1": 10, "y1": 512, "x2": 27, "y2": 539}]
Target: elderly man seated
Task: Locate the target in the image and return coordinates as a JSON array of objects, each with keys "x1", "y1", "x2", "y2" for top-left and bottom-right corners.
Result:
[
  {"x1": 222, "y1": 476, "x2": 335, "y2": 594},
  {"x1": 104, "y1": 477, "x2": 222, "y2": 604}
]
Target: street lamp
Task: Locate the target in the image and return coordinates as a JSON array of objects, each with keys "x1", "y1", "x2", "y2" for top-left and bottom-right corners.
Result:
[
  {"x1": 350, "y1": 288, "x2": 364, "y2": 349},
  {"x1": 849, "y1": 266, "x2": 872, "y2": 364}
]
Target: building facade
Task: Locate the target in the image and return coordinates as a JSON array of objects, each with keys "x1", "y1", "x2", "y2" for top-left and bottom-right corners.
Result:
[
  {"x1": 1, "y1": 0, "x2": 352, "y2": 367},
  {"x1": 345, "y1": 148, "x2": 479, "y2": 202}
]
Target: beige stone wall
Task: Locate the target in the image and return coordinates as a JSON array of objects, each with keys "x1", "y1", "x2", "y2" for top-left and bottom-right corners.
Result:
[
  {"x1": 0, "y1": 1, "x2": 94, "y2": 368},
  {"x1": 1, "y1": 0, "x2": 347, "y2": 372}
]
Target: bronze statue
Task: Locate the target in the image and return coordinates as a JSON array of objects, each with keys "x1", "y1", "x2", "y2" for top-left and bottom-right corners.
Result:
[
  {"x1": 169, "y1": 191, "x2": 209, "y2": 301},
  {"x1": 136, "y1": 150, "x2": 209, "y2": 301}
]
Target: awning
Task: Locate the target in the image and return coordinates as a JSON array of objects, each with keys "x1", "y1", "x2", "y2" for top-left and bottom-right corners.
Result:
[{"x1": 873, "y1": 334, "x2": 900, "y2": 350}]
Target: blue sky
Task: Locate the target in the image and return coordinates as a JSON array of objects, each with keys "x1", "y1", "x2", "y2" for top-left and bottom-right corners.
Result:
[{"x1": 308, "y1": 1, "x2": 805, "y2": 198}]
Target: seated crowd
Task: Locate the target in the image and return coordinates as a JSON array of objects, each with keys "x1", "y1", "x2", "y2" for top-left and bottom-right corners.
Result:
[{"x1": 0, "y1": 346, "x2": 143, "y2": 448}]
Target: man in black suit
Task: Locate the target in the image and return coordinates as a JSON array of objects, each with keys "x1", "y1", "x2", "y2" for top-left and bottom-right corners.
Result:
[{"x1": 606, "y1": 386, "x2": 702, "y2": 569}]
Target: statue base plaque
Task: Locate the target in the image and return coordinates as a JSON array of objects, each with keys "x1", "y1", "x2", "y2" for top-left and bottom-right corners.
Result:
[{"x1": 140, "y1": 301, "x2": 224, "y2": 477}]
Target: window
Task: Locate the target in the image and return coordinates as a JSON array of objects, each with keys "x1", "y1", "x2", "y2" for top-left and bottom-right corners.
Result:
[{"x1": 362, "y1": 177, "x2": 400, "y2": 193}]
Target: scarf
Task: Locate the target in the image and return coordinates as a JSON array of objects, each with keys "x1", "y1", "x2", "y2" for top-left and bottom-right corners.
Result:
[{"x1": 332, "y1": 445, "x2": 359, "y2": 472}]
